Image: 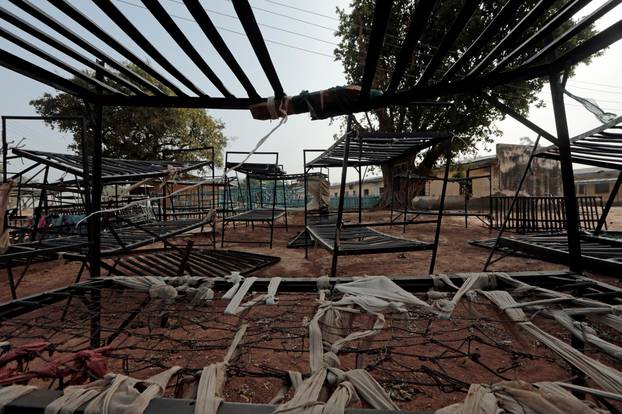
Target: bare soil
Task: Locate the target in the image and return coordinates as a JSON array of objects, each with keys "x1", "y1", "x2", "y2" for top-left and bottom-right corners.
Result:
[{"x1": 1, "y1": 207, "x2": 621, "y2": 411}]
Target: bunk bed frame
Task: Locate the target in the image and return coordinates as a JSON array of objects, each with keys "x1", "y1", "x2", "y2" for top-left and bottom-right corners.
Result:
[
  {"x1": 220, "y1": 151, "x2": 287, "y2": 248},
  {"x1": 2, "y1": 0, "x2": 621, "y2": 410},
  {"x1": 389, "y1": 166, "x2": 493, "y2": 231},
  {"x1": 304, "y1": 119, "x2": 453, "y2": 276}
]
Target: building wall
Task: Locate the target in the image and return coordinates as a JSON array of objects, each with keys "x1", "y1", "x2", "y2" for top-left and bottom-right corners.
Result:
[
  {"x1": 329, "y1": 179, "x2": 384, "y2": 198},
  {"x1": 496, "y1": 144, "x2": 562, "y2": 196}
]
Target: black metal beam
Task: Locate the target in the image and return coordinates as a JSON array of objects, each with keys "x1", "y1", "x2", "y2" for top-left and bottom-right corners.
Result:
[
  {"x1": 0, "y1": 26, "x2": 124, "y2": 96},
  {"x1": 0, "y1": 7, "x2": 144, "y2": 96},
  {"x1": 492, "y1": 0, "x2": 592, "y2": 73},
  {"x1": 232, "y1": 0, "x2": 284, "y2": 98},
  {"x1": 91, "y1": 0, "x2": 205, "y2": 96},
  {"x1": 47, "y1": 0, "x2": 186, "y2": 97},
  {"x1": 360, "y1": 0, "x2": 394, "y2": 99},
  {"x1": 467, "y1": 0, "x2": 556, "y2": 77},
  {"x1": 183, "y1": 0, "x2": 260, "y2": 99},
  {"x1": 8, "y1": 0, "x2": 165, "y2": 96},
  {"x1": 524, "y1": 0, "x2": 622, "y2": 66},
  {"x1": 439, "y1": 0, "x2": 524, "y2": 83},
  {"x1": 594, "y1": 170, "x2": 622, "y2": 235},
  {"x1": 479, "y1": 92, "x2": 558, "y2": 145},
  {"x1": 0, "y1": 49, "x2": 97, "y2": 100},
  {"x1": 141, "y1": 0, "x2": 232, "y2": 98},
  {"x1": 552, "y1": 18, "x2": 622, "y2": 72},
  {"x1": 417, "y1": 0, "x2": 478, "y2": 86},
  {"x1": 550, "y1": 72, "x2": 582, "y2": 273}
]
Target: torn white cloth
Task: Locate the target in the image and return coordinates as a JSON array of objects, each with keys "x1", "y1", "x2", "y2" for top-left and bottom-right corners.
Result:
[
  {"x1": 0, "y1": 384, "x2": 36, "y2": 413},
  {"x1": 224, "y1": 277, "x2": 257, "y2": 315},
  {"x1": 334, "y1": 276, "x2": 430, "y2": 309},
  {"x1": 435, "y1": 380, "x2": 605, "y2": 414},
  {"x1": 235, "y1": 277, "x2": 283, "y2": 313},
  {"x1": 222, "y1": 272, "x2": 244, "y2": 300},
  {"x1": 483, "y1": 290, "x2": 622, "y2": 394},
  {"x1": 195, "y1": 324, "x2": 248, "y2": 414}
]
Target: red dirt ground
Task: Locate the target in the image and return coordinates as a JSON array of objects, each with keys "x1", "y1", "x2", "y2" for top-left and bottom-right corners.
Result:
[{"x1": 1, "y1": 208, "x2": 621, "y2": 411}]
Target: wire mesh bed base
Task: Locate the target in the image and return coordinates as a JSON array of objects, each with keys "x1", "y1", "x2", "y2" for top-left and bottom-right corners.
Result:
[
  {"x1": 104, "y1": 248, "x2": 280, "y2": 277},
  {"x1": 1, "y1": 270, "x2": 622, "y2": 412},
  {"x1": 470, "y1": 232, "x2": 622, "y2": 275},
  {"x1": 223, "y1": 209, "x2": 286, "y2": 222},
  {"x1": 221, "y1": 209, "x2": 287, "y2": 248},
  {"x1": 391, "y1": 210, "x2": 492, "y2": 230},
  {"x1": 306, "y1": 224, "x2": 433, "y2": 255}
]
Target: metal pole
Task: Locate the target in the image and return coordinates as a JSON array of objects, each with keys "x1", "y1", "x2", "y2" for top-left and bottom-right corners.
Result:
[
  {"x1": 331, "y1": 115, "x2": 354, "y2": 277},
  {"x1": 269, "y1": 154, "x2": 278, "y2": 248},
  {"x1": 550, "y1": 73, "x2": 582, "y2": 273},
  {"x1": 2, "y1": 117, "x2": 7, "y2": 183},
  {"x1": 483, "y1": 135, "x2": 541, "y2": 271},
  {"x1": 429, "y1": 139, "x2": 452, "y2": 275},
  {"x1": 595, "y1": 171, "x2": 622, "y2": 235},
  {"x1": 88, "y1": 61, "x2": 104, "y2": 348},
  {"x1": 303, "y1": 151, "x2": 309, "y2": 259}
]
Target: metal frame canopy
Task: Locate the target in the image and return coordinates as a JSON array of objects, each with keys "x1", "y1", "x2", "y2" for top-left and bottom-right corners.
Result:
[
  {"x1": 537, "y1": 118, "x2": 622, "y2": 170},
  {"x1": 0, "y1": 1, "x2": 621, "y2": 114},
  {"x1": 306, "y1": 131, "x2": 450, "y2": 168},
  {"x1": 11, "y1": 148, "x2": 213, "y2": 183}
]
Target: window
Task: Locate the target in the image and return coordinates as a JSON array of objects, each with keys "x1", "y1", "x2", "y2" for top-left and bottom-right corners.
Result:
[
  {"x1": 576, "y1": 184, "x2": 586, "y2": 195},
  {"x1": 352, "y1": 190, "x2": 356, "y2": 196},
  {"x1": 364, "y1": 189, "x2": 370, "y2": 196},
  {"x1": 334, "y1": 192, "x2": 338, "y2": 197},
  {"x1": 379, "y1": 187, "x2": 384, "y2": 194},
  {"x1": 595, "y1": 182, "x2": 609, "y2": 194}
]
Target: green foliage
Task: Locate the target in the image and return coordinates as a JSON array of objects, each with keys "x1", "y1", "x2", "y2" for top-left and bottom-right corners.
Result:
[
  {"x1": 334, "y1": 0, "x2": 599, "y2": 172},
  {"x1": 30, "y1": 64, "x2": 227, "y2": 166}
]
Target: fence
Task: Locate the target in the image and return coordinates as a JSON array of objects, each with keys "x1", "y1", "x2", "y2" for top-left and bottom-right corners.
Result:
[
  {"x1": 491, "y1": 196, "x2": 603, "y2": 233},
  {"x1": 329, "y1": 196, "x2": 380, "y2": 210}
]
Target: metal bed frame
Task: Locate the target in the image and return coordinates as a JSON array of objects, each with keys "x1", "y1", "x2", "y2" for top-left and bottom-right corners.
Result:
[
  {"x1": 389, "y1": 167, "x2": 493, "y2": 231},
  {"x1": 304, "y1": 119, "x2": 453, "y2": 276},
  {"x1": 220, "y1": 152, "x2": 286, "y2": 248}
]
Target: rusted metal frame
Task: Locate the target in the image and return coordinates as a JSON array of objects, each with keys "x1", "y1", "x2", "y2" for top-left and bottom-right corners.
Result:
[{"x1": 360, "y1": 0, "x2": 395, "y2": 98}]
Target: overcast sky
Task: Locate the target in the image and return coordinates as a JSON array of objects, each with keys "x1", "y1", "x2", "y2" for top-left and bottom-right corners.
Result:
[{"x1": 1, "y1": 0, "x2": 621, "y2": 182}]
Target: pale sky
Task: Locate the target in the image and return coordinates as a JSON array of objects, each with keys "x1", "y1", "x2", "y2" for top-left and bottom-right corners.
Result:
[{"x1": 1, "y1": 0, "x2": 621, "y2": 182}]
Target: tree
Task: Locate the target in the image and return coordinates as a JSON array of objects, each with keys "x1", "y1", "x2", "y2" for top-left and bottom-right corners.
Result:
[
  {"x1": 335, "y1": 0, "x2": 598, "y2": 205},
  {"x1": 30, "y1": 64, "x2": 227, "y2": 166}
]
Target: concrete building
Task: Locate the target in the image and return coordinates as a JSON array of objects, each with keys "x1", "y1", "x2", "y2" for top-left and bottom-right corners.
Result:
[
  {"x1": 574, "y1": 167, "x2": 621, "y2": 205},
  {"x1": 329, "y1": 176, "x2": 384, "y2": 198}
]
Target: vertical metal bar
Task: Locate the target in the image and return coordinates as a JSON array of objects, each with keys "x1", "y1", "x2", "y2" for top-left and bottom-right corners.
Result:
[
  {"x1": 303, "y1": 151, "x2": 309, "y2": 259},
  {"x1": 429, "y1": 139, "x2": 452, "y2": 275},
  {"x1": 488, "y1": 166, "x2": 493, "y2": 230},
  {"x1": 595, "y1": 170, "x2": 622, "y2": 235},
  {"x1": 484, "y1": 135, "x2": 541, "y2": 271},
  {"x1": 282, "y1": 176, "x2": 288, "y2": 231},
  {"x1": 331, "y1": 115, "x2": 354, "y2": 277},
  {"x1": 162, "y1": 183, "x2": 167, "y2": 221},
  {"x1": 465, "y1": 170, "x2": 470, "y2": 228},
  {"x1": 269, "y1": 154, "x2": 278, "y2": 249},
  {"x1": 358, "y1": 166, "x2": 362, "y2": 223},
  {"x1": 220, "y1": 152, "x2": 229, "y2": 248},
  {"x1": 2, "y1": 117, "x2": 7, "y2": 183},
  {"x1": 88, "y1": 62, "x2": 104, "y2": 348},
  {"x1": 550, "y1": 73, "x2": 582, "y2": 273}
]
